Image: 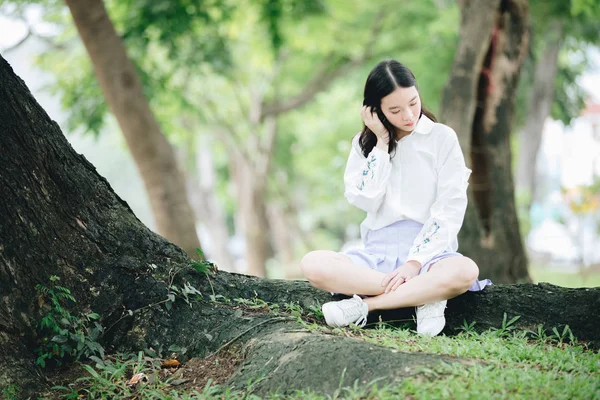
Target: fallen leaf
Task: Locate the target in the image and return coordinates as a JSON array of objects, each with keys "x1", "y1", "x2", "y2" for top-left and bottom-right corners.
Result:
[
  {"x1": 161, "y1": 359, "x2": 181, "y2": 369},
  {"x1": 127, "y1": 372, "x2": 148, "y2": 387}
]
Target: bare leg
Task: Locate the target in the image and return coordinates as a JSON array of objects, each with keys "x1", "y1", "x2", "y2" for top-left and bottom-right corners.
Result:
[
  {"x1": 300, "y1": 250, "x2": 388, "y2": 296},
  {"x1": 364, "y1": 256, "x2": 479, "y2": 311}
]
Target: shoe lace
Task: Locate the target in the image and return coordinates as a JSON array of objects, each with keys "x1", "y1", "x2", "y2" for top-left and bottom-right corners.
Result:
[{"x1": 340, "y1": 295, "x2": 368, "y2": 327}]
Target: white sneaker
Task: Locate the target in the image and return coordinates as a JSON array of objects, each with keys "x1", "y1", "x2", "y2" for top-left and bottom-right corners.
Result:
[
  {"x1": 322, "y1": 295, "x2": 369, "y2": 328},
  {"x1": 416, "y1": 300, "x2": 447, "y2": 336}
]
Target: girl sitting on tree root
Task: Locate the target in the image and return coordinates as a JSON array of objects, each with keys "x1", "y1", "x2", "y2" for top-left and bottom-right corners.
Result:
[{"x1": 301, "y1": 60, "x2": 491, "y2": 336}]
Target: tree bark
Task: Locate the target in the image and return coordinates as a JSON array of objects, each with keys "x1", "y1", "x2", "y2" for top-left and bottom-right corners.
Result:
[
  {"x1": 516, "y1": 21, "x2": 563, "y2": 210},
  {"x1": 440, "y1": 0, "x2": 531, "y2": 283},
  {"x1": 64, "y1": 0, "x2": 202, "y2": 259},
  {"x1": 1, "y1": 55, "x2": 599, "y2": 398}
]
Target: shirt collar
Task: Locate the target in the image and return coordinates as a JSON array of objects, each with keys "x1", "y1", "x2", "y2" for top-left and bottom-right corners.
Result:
[{"x1": 414, "y1": 114, "x2": 434, "y2": 135}]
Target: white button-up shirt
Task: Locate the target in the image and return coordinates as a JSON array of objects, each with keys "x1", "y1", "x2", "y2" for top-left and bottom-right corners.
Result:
[{"x1": 343, "y1": 115, "x2": 471, "y2": 267}]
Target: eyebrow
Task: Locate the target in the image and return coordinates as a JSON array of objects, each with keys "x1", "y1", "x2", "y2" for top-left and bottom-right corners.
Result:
[{"x1": 388, "y1": 96, "x2": 418, "y2": 110}]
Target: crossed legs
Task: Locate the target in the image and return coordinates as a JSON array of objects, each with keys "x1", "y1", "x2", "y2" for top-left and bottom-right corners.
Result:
[{"x1": 300, "y1": 250, "x2": 479, "y2": 312}]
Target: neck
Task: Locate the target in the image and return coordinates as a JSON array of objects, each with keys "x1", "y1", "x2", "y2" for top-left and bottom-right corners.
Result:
[{"x1": 395, "y1": 128, "x2": 412, "y2": 141}]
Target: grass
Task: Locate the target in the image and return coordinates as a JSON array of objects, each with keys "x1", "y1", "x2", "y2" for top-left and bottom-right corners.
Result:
[
  {"x1": 45, "y1": 320, "x2": 600, "y2": 400},
  {"x1": 351, "y1": 324, "x2": 600, "y2": 399},
  {"x1": 530, "y1": 265, "x2": 600, "y2": 288}
]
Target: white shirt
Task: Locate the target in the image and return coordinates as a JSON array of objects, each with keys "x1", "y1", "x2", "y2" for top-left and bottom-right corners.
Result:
[{"x1": 343, "y1": 115, "x2": 471, "y2": 267}]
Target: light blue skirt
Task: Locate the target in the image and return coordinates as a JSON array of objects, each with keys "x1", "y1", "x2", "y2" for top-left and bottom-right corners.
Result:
[{"x1": 343, "y1": 219, "x2": 491, "y2": 291}]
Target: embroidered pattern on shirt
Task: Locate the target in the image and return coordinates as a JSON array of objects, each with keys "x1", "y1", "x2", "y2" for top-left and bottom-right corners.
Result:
[
  {"x1": 356, "y1": 155, "x2": 377, "y2": 191},
  {"x1": 412, "y1": 221, "x2": 441, "y2": 254}
]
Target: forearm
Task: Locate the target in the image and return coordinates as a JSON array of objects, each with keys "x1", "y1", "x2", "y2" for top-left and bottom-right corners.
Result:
[{"x1": 344, "y1": 146, "x2": 391, "y2": 212}]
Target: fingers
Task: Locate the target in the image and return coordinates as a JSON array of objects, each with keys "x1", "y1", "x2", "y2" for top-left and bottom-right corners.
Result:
[
  {"x1": 361, "y1": 106, "x2": 378, "y2": 122},
  {"x1": 391, "y1": 276, "x2": 405, "y2": 292},
  {"x1": 380, "y1": 261, "x2": 423, "y2": 294},
  {"x1": 361, "y1": 105, "x2": 375, "y2": 124},
  {"x1": 381, "y1": 270, "x2": 397, "y2": 288},
  {"x1": 361, "y1": 105, "x2": 389, "y2": 145},
  {"x1": 385, "y1": 274, "x2": 405, "y2": 294}
]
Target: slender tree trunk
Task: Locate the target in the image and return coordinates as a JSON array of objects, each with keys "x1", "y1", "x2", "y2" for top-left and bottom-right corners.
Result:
[
  {"x1": 440, "y1": 0, "x2": 531, "y2": 283},
  {"x1": 268, "y1": 175, "x2": 317, "y2": 279},
  {"x1": 64, "y1": 0, "x2": 202, "y2": 258},
  {"x1": 267, "y1": 202, "x2": 298, "y2": 277},
  {"x1": 232, "y1": 155, "x2": 272, "y2": 277},
  {"x1": 189, "y1": 143, "x2": 236, "y2": 271},
  {"x1": 225, "y1": 111, "x2": 278, "y2": 277},
  {"x1": 516, "y1": 21, "x2": 563, "y2": 210}
]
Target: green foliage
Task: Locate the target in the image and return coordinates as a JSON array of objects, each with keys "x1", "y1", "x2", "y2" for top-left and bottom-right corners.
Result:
[
  {"x1": 160, "y1": 264, "x2": 207, "y2": 311},
  {"x1": 34, "y1": 276, "x2": 105, "y2": 368},
  {"x1": 111, "y1": 0, "x2": 234, "y2": 68},
  {"x1": 551, "y1": 47, "x2": 588, "y2": 125},
  {"x1": 551, "y1": 325, "x2": 577, "y2": 345},
  {"x1": 457, "y1": 319, "x2": 477, "y2": 335},
  {"x1": 190, "y1": 248, "x2": 215, "y2": 275},
  {"x1": 491, "y1": 313, "x2": 521, "y2": 338},
  {"x1": 570, "y1": 0, "x2": 600, "y2": 17},
  {"x1": 1, "y1": 384, "x2": 20, "y2": 400},
  {"x1": 167, "y1": 281, "x2": 203, "y2": 310},
  {"x1": 51, "y1": 351, "x2": 168, "y2": 399},
  {"x1": 38, "y1": 52, "x2": 109, "y2": 137},
  {"x1": 515, "y1": 0, "x2": 600, "y2": 128},
  {"x1": 257, "y1": 0, "x2": 325, "y2": 52}
]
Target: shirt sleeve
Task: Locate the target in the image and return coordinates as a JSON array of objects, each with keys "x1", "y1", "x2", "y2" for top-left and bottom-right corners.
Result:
[
  {"x1": 343, "y1": 134, "x2": 392, "y2": 213},
  {"x1": 407, "y1": 130, "x2": 471, "y2": 266}
]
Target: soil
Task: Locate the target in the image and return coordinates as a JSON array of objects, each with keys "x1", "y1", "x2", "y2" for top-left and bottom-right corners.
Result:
[{"x1": 37, "y1": 350, "x2": 243, "y2": 398}]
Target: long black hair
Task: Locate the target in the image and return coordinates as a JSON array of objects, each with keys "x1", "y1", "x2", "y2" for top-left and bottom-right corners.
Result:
[{"x1": 359, "y1": 60, "x2": 437, "y2": 158}]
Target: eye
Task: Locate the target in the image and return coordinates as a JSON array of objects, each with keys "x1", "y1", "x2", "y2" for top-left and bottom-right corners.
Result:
[
  {"x1": 391, "y1": 111, "x2": 400, "y2": 114},
  {"x1": 410, "y1": 103, "x2": 417, "y2": 106}
]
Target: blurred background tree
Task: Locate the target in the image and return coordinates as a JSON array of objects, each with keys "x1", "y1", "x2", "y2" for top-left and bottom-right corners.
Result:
[{"x1": 515, "y1": 0, "x2": 600, "y2": 236}]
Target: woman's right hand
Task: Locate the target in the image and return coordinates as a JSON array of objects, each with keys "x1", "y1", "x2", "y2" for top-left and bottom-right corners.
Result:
[{"x1": 361, "y1": 105, "x2": 389, "y2": 145}]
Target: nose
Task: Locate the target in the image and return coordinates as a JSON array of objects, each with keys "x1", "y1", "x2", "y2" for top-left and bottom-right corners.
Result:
[{"x1": 403, "y1": 108, "x2": 414, "y2": 121}]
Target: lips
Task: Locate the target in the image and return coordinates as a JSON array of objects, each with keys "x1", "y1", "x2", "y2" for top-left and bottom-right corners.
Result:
[{"x1": 404, "y1": 122, "x2": 415, "y2": 127}]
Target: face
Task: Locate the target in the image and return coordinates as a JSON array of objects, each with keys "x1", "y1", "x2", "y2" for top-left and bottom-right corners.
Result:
[{"x1": 380, "y1": 86, "x2": 421, "y2": 133}]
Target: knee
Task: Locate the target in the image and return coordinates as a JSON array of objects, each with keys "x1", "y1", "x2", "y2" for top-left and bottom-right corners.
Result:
[
  {"x1": 457, "y1": 257, "x2": 479, "y2": 290},
  {"x1": 300, "y1": 250, "x2": 327, "y2": 284}
]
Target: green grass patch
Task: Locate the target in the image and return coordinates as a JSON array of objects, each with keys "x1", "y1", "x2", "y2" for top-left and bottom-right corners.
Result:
[{"x1": 352, "y1": 324, "x2": 599, "y2": 399}]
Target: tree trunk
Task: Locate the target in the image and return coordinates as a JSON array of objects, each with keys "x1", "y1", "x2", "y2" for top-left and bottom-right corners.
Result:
[
  {"x1": 187, "y1": 142, "x2": 236, "y2": 272},
  {"x1": 516, "y1": 21, "x2": 563, "y2": 210},
  {"x1": 267, "y1": 202, "x2": 298, "y2": 277},
  {"x1": 2, "y1": 55, "x2": 599, "y2": 399},
  {"x1": 64, "y1": 0, "x2": 202, "y2": 259},
  {"x1": 232, "y1": 155, "x2": 273, "y2": 277},
  {"x1": 440, "y1": 0, "x2": 531, "y2": 283},
  {"x1": 226, "y1": 113, "x2": 279, "y2": 278}
]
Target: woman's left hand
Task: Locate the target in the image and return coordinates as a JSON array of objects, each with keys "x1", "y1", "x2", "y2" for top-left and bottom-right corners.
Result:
[{"x1": 381, "y1": 261, "x2": 422, "y2": 293}]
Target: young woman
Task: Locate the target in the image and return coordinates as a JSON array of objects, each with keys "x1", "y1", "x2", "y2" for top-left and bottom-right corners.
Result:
[{"x1": 300, "y1": 60, "x2": 491, "y2": 336}]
